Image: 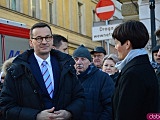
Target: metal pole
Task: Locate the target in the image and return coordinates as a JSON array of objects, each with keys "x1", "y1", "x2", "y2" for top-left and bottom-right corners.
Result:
[
  {"x1": 105, "y1": 40, "x2": 110, "y2": 55},
  {"x1": 149, "y1": 0, "x2": 156, "y2": 61}
]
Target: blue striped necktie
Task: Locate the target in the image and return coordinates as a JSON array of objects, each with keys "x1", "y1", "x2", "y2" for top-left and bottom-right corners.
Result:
[{"x1": 41, "y1": 61, "x2": 53, "y2": 98}]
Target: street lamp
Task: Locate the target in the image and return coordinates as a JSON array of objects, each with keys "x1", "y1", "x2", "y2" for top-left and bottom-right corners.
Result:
[{"x1": 149, "y1": 0, "x2": 156, "y2": 61}]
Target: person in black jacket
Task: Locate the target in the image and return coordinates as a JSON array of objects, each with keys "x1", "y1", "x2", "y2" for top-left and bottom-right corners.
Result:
[
  {"x1": 0, "y1": 57, "x2": 16, "y2": 120},
  {"x1": 112, "y1": 20, "x2": 159, "y2": 120},
  {"x1": 0, "y1": 22, "x2": 84, "y2": 120},
  {"x1": 73, "y1": 45, "x2": 115, "y2": 120}
]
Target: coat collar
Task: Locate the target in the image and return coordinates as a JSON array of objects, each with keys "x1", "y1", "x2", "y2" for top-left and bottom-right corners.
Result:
[{"x1": 120, "y1": 54, "x2": 150, "y2": 76}]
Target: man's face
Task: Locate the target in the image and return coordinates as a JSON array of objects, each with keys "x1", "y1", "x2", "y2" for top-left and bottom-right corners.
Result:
[
  {"x1": 92, "y1": 53, "x2": 105, "y2": 68},
  {"x1": 29, "y1": 27, "x2": 53, "y2": 59},
  {"x1": 57, "y1": 41, "x2": 68, "y2": 54},
  {"x1": 114, "y1": 39, "x2": 130, "y2": 61},
  {"x1": 74, "y1": 57, "x2": 91, "y2": 74},
  {"x1": 153, "y1": 51, "x2": 160, "y2": 64}
]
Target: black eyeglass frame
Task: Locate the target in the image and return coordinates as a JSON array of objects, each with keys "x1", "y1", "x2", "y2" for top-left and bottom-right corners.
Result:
[{"x1": 32, "y1": 36, "x2": 53, "y2": 43}]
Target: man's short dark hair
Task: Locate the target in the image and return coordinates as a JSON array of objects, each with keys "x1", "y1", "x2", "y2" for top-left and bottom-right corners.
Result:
[
  {"x1": 30, "y1": 22, "x2": 52, "y2": 38},
  {"x1": 112, "y1": 20, "x2": 149, "y2": 49},
  {"x1": 52, "y1": 34, "x2": 68, "y2": 48}
]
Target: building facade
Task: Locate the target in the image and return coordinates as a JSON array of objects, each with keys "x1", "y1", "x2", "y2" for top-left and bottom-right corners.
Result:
[{"x1": 0, "y1": 0, "x2": 102, "y2": 54}]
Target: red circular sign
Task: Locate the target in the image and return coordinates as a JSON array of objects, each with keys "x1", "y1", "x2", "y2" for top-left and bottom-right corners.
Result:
[{"x1": 96, "y1": 0, "x2": 115, "y2": 20}]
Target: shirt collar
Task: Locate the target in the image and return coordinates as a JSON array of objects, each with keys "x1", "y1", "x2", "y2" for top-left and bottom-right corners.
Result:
[{"x1": 34, "y1": 53, "x2": 51, "y2": 67}]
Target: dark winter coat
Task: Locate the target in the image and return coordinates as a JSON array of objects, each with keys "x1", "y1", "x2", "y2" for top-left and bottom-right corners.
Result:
[
  {"x1": 78, "y1": 65, "x2": 115, "y2": 120},
  {"x1": 112, "y1": 55, "x2": 159, "y2": 120},
  {"x1": 110, "y1": 72, "x2": 119, "y2": 83},
  {"x1": 155, "y1": 68, "x2": 160, "y2": 112},
  {"x1": 0, "y1": 49, "x2": 84, "y2": 120}
]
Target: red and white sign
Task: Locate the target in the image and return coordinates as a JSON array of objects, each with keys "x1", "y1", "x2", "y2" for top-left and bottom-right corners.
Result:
[{"x1": 96, "y1": 0, "x2": 115, "y2": 20}]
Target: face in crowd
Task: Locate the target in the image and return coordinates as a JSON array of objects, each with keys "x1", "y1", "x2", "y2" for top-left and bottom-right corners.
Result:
[
  {"x1": 114, "y1": 39, "x2": 131, "y2": 61},
  {"x1": 153, "y1": 51, "x2": 160, "y2": 64},
  {"x1": 74, "y1": 57, "x2": 91, "y2": 75},
  {"x1": 102, "y1": 59, "x2": 118, "y2": 75},
  {"x1": 52, "y1": 34, "x2": 69, "y2": 54},
  {"x1": 55, "y1": 41, "x2": 68, "y2": 54},
  {"x1": 92, "y1": 52, "x2": 105, "y2": 68},
  {"x1": 29, "y1": 25, "x2": 53, "y2": 59}
]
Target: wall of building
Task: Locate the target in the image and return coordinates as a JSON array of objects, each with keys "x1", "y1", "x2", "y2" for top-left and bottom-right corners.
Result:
[
  {"x1": 139, "y1": 0, "x2": 160, "y2": 35},
  {"x1": 139, "y1": 0, "x2": 160, "y2": 59},
  {"x1": 0, "y1": 0, "x2": 102, "y2": 55}
]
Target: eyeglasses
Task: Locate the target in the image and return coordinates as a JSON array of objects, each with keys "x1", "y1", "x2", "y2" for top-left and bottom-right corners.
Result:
[{"x1": 32, "y1": 36, "x2": 53, "y2": 43}]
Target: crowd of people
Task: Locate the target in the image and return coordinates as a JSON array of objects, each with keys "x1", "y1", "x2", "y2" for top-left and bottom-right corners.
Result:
[{"x1": 0, "y1": 20, "x2": 160, "y2": 120}]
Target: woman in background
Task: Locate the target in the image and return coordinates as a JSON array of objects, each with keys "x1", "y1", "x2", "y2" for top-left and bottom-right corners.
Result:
[{"x1": 102, "y1": 54, "x2": 119, "y2": 83}]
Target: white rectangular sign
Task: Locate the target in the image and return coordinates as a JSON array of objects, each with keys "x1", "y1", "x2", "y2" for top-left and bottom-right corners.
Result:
[{"x1": 92, "y1": 24, "x2": 119, "y2": 41}]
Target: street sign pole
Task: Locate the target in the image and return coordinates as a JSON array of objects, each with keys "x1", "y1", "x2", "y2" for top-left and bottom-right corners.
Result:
[
  {"x1": 149, "y1": 0, "x2": 156, "y2": 61},
  {"x1": 94, "y1": 0, "x2": 115, "y2": 54},
  {"x1": 106, "y1": 21, "x2": 109, "y2": 55},
  {"x1": 105, "y1": 39, "x2": 110, "y2": 55}
]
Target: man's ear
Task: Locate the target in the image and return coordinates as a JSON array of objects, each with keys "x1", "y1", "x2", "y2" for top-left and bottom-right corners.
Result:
[
  {"x1": 52, "y1": 46, "x2": 56, "y2": 49},
  {"x1": 29, "y1": 39, "x2": 33, "y2": 48},
  {"x1": 125, "y1": 40, "x2": 132, "y2": 50}
]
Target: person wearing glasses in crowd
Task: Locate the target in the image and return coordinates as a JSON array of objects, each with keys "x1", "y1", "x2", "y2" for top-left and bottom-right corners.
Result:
[
  {"x1": 90, "y1": 47, "x2": 106, "y2": 69},
  {"x1": 52, "y1": 34, "x2": 68, "y2": 54},
  {"x1": 0, "y1": 22, "x2": 84, "y2": 120}
]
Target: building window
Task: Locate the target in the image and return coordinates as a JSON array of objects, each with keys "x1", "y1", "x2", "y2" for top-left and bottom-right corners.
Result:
[
  {"x1": 92, "y1": 9, "x2": 99, "y2": 22},
  {"x1": 48, "y1": 0, "x2": 56, "y2": 24},
  {"x1": 7, "y1": 0, "x2": 21, "y2": 11},
  {"x1": 77, "y1": 2, "x2": 86, "y2": 34},
  {"x1": 49, "y1": 2, "x2": 53, "y2": 23},
  {"x1": 31, "y1": 0, "x2": 36, "y2": 18},
  {"x1": 78, "y1": 2, "x2": 83, "y2": 34},
  {"x1": 9, "y1": 0, "x2": 16, "y2": 10},
  {"x1": 30, "y1": 0, "x2": 41, "y2": 19}
]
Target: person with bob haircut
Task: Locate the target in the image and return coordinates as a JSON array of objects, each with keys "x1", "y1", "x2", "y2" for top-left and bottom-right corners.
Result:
[{"x1": 112, "y1": 20, "x2": 158, "y2": 120}]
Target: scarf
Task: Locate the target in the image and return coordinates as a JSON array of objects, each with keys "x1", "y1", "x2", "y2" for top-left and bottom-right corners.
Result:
[
  {"x1": 115, "y1": 48, "x2": 147, "y2": 70},
  {"x1": 151, "y1": 61, "x2": 160, "y2": 69}
]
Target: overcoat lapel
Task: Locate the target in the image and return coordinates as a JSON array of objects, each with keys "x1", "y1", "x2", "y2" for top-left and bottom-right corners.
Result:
[{"x1": 28, "y1": 53, "x2": 48, "y2": 95}]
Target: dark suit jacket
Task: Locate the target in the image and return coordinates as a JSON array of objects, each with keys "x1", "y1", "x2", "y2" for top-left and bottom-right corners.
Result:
[
  {"x1": 28, "y1": 53, "x2": 61, "y2": 108},
  {"x1": 112, "y1": 55, "x2": 159, "y2": 120},
  {"x1": 29, "y1": 53, "x2": 60, "y2": 99}
]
